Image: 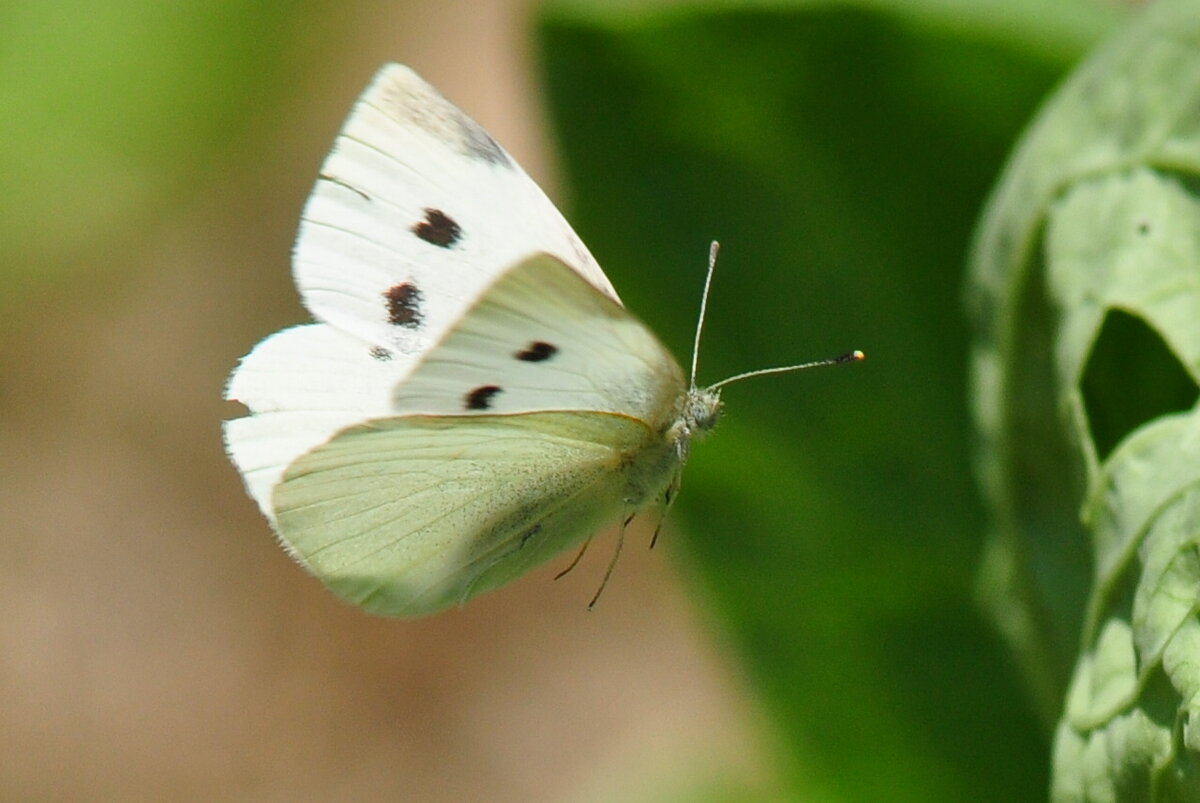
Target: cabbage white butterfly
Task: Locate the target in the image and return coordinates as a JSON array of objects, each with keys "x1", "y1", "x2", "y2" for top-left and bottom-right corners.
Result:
[{"x1": 224, "y1": 64, "x2": 862, "y2": 617}]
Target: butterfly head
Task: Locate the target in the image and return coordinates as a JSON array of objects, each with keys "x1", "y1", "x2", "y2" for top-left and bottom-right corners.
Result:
[
  {"x1": 683, "y1": 386, "x2": 722, "y2": 437},
  {"x1": 665, "y1": 386, "x2": 721, "y2": 466}
]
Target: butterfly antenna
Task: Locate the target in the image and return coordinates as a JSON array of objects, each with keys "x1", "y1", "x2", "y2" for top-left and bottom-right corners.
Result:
[
  {"x1": 588, "y1": 514, "x2": 633, "y2": 610},
  {"x1": 707, "y1": 350, "x2": 865, "y2": 392},
  {"x1": 689, "y1": 241, "x2": 721, "y2": 389}
]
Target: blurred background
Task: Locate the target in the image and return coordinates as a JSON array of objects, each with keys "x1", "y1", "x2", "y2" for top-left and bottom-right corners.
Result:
[{"x1": 0, "y1": 1, "x2": 1137, "y2": 800}]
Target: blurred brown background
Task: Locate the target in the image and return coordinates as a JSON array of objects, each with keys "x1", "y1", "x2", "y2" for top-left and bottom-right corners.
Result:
[{"x1": 0, "y1": 1, "x2": 772, "y2": 799}]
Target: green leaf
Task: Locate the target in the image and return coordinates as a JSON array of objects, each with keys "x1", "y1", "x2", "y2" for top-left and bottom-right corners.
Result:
[
  {"x1": 969, "y1": 0, "x2": 1200, "y2": 797},
  {"x1": 541, "y1": 0, "x2": 1118, "y2": 799}
]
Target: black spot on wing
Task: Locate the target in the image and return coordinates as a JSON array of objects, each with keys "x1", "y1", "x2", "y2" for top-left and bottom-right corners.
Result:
[
  {"x1": 369, "y1": 346, "x2": 392, "y2": 361},
  {"x1": 412, "y1": 208, "x2": 462, "y2": 248},
  {"x1": 384, "y1": 283, "x2": 423, "y2": 328},
  {"x1": 514, "y1": 341, "x2": 558, "y2": 362},
  {"x1": 465, "y1": 385, "x2": 502, "y2": 410}
]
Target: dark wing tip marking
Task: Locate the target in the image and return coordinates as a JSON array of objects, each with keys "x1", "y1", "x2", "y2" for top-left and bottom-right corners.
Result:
[
  {"x1": 373, "y1": 73, "x2": 511, "y2": 167},
  {"x1": 514, "y1": 341, "x2": 558, "y2": 362},
  {"x1": 465, "y1": 385, "x2": 503, "y2": 410},
  {"x1": 369, "y1": 345, "x2": 393, "y2": 361},
  {"x1": 457, "y1": 120, "x2": 511, "y2": 167},
  {"x1": 412, "y1": 208, "x2": 462, "y2": 248},
  {"x1": 384, "y1": 282, "x2": 424, "y2": 328}
]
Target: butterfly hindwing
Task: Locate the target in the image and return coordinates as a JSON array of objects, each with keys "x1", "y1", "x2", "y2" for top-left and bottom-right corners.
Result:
[{"x1": 273, "y1": 411, "x2": 664, "y2": 616}]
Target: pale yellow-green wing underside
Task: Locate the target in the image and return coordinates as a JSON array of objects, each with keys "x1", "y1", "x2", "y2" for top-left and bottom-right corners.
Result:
[{"x1": 274, "y1": 410, "x2": 662, "y2": 616}]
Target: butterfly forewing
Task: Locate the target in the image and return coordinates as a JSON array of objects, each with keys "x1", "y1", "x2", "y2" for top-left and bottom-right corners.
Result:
[
  {"x1": 295, "y1": 65, "x2": 616, "y2": 362},
  {"x1": 392, "y1": 253, "x2": 687, "y2": 424}
]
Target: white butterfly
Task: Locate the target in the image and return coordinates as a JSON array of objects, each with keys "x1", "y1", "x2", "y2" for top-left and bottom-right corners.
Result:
[{"x1": 224, "y1": 64, "x2": 862, "y2": 617}]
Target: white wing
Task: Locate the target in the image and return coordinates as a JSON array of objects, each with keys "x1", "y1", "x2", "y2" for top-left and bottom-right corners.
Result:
[
  {"x1": 224, "y1": 323, "x2": 405, "y2": 523},
  {"x1": 294, "y1": 64, "x2": 616, "y2": 367}
]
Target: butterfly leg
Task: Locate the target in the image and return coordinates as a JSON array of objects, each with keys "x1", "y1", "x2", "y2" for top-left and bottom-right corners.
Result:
[
  {"x1": 560, "y1": 509, "x2": 633, "y2": 582},
  {"x1": 649, "y1": 471, "x2": 683, "y2": 549},
  {"x1": 587, "y1": 513, "x2": 635, "y2": 610},
  {"x1": 554, "y1": 537, "x2": 592, "y2": 580}
]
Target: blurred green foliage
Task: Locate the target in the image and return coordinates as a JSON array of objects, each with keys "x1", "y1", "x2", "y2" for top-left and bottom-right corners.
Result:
[
  {"x1": 969, "y1": 1, "x2": 1200, "y2": 797},
  {"x1": 0, "y1": 1, "x2": 324, "y2": 301},
  {"x1": 539, "y1": 0, "x2": 1127, "y2": 799}
]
